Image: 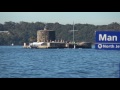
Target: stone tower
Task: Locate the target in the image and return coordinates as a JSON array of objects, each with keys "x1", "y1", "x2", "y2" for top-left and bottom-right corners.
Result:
[{"x1": 37, "y1": 24, "x2": 55, "y2": 42}]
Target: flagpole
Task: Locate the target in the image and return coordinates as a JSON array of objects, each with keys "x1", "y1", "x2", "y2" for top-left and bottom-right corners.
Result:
[
  {"x1": 73, "y1": 22, "x2": 75, "y2": 49},
  {"x1": 69, "y1": 22, "x2": 78, "y2": 49}
]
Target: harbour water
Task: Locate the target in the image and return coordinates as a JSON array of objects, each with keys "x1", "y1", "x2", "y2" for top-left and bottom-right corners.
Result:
[{"x1": 0, "y1": 46, "x2": 120, "y2": 78}]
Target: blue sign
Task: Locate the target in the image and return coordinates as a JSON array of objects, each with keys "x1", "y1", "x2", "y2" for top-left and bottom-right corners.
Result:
[
  {"x1": 95, "y1": 31, "x2": 120, "y2": 50},
  {"x1": 95, "y1": 44, "x2": 120, "y2": 50}
]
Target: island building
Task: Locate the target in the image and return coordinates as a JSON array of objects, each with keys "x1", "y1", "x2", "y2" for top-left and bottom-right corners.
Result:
[{"x1": 23, "y1": 24, "x2": 92, "y2": 49}]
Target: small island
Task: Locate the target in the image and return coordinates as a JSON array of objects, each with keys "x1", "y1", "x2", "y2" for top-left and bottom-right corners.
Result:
[{"x1": 23, "y1": 24, "x2": 92, "y2": 49}]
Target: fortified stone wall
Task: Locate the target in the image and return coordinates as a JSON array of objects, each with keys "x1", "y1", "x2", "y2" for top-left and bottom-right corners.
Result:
[{"x1": 37, "y1": 30, "x2": 55, "y2": 42}]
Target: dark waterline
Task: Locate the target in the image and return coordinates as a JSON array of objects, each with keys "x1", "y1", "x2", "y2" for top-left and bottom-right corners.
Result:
[{"x1": 0, "y1": 46, "x2": 120, "y2": 78}]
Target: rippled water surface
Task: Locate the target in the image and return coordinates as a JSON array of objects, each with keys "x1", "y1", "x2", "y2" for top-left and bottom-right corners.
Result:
[{"x1": 0, "y1": 46, "x2": 120, "y2": 78}]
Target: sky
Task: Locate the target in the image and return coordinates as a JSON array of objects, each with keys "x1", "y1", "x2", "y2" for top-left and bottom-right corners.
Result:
[{"x1": 0, "y1": 12, "x2": 120, "y2": 25}]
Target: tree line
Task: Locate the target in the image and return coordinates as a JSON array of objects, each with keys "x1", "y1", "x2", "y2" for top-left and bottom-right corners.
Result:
[{"x1": 0, "y1": 21, "x2": 120, "y2": 45}]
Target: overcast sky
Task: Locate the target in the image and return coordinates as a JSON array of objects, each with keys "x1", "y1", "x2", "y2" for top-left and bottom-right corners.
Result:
[{"x1": 0, "y1": 12, "x2": 120, "y2": 25}]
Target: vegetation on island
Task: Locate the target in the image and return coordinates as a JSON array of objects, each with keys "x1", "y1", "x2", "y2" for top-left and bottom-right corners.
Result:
[{"x1": 0, "y1": 21, "x2": 120, "y2": 45}]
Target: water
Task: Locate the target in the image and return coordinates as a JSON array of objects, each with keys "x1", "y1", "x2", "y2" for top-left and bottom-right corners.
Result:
[{"x1": 0, "y1": 46, "x2": 120, "y2": 78}]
